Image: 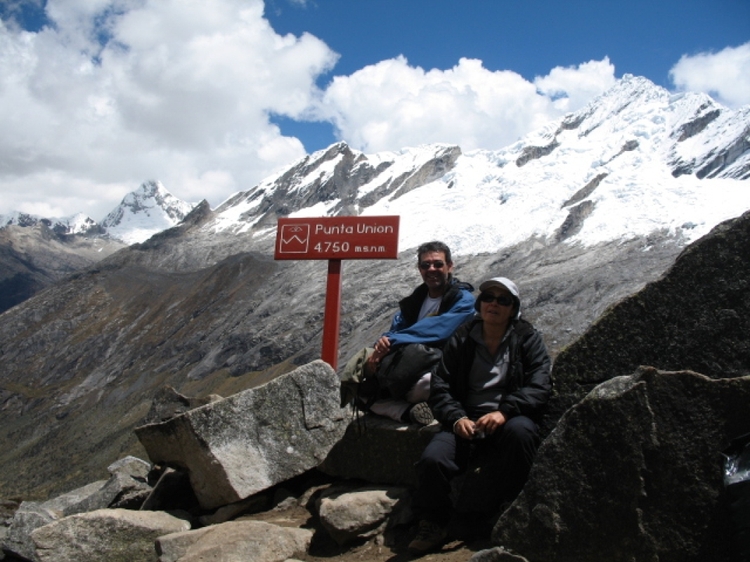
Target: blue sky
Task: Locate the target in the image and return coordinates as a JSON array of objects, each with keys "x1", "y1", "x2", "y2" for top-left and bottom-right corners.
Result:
[
  {"x1": 264, "y1": 0, "x2": 750, "y2": 150},
  {"x1": 0, "y1": 0, "x2": 748, "y2": 220},
  {"x1": 268, "y1": 0, "x2": 747, "y2": 84}
]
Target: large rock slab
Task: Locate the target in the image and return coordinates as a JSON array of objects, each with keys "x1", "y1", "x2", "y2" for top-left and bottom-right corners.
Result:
[
  {"x1": 546, "y1": 210, "x2": 750, "y2": 436},
  {"x1": 156, "y1": 520, "x2": 312, "y2": 562},
  {"x1": 30, "y1": 508, "x2": 189, "y2": 562},
  {"x1": 320, "y1": 414, "x2": 439, "y2": 486},
  {"x1": 493, "y1": 367, "x2": 750, "y2": 562},
  {"x1": 135, "y1": 360, "x2": 348, "y2": 509}
]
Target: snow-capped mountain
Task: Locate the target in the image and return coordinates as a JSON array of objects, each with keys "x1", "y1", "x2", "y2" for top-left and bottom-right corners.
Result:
[
  {"x1": 4, "y1": 75, "x2": 747, "y2": 257},
  {"x1": 205, "y1": 75, "x2": 750, "y2": 257},
  {"x1": 101, "y1": 180, "x2": 198, "y2": 245}
]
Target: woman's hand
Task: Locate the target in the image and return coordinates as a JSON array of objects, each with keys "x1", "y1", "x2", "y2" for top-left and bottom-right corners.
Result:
[
  {"x1": 454, "y1": 417, "x2": 477, "y2": 440},
  {"x1": 475, "y1": 411, "x2": 507, "y2": 435}
]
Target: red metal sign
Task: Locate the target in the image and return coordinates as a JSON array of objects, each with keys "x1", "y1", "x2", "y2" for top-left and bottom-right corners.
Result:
[
  {"x1": 274, "y1": 215, "x2": 400, "y2": 370},
  {"x1": 274, "y1": 215, "x2": 399, "y2": 260}
]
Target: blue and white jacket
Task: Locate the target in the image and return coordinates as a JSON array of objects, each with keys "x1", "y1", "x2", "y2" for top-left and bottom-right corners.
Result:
[{"x1": 382, "y1": 277, "x2": 476, "y2": 349}]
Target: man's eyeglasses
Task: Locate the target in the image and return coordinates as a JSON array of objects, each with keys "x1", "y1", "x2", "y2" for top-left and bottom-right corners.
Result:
[
  {"x1": 419, "y1": 260, "x2": 446, "y2": 270},
  {"x1": 479, "y1": 293, "x2": 514, "y2": 307}
]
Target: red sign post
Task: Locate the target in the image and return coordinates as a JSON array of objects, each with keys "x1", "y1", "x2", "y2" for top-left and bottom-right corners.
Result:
[{"x1": 274, "y1": 216, "x2": 399, "y2": 370}]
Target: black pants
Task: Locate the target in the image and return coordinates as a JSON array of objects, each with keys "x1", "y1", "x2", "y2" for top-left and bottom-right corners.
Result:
[{"x1": 412, "y1": 415, "x2": 540, "y2": 525}]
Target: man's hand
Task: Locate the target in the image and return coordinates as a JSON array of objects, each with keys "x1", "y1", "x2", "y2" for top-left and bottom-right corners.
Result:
[
  {"x1": 475, "y1": 411, "x2": 507, "y2": 435},
  {"x1": 373, "y1": 336, "x2": 391, "y2": 358},
  {"x1": 365, "y1": 336, "x2": 391, "y2": 375}
]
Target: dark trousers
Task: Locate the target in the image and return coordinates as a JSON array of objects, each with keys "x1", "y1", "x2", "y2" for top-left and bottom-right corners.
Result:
[{"x1": 412, "y1": 415, "x2": 540, "y2": 525}]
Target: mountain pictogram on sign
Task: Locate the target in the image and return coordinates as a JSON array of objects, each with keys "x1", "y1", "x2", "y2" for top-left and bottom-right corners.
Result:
[{"x1": 279, "y1": 224, "x2": 310, "y2": 253}]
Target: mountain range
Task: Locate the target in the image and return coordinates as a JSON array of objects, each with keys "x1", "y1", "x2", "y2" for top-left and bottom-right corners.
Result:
[{"x1": 0, "y1": 74, "x2": 748, "y2": 500}]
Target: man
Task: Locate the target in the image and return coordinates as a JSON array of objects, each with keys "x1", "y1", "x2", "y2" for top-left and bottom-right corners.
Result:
[
  {"x1": 407, "y1": 276, "x2": 552, "y2": 554},
  {"x1": 364, "y1": 241, "x2": 475, "y2": 425}
]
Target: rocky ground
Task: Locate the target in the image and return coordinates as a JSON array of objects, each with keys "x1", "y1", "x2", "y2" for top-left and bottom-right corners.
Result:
[{"x1": 245, "y1": 500, "x2": 493, "y2": 562}]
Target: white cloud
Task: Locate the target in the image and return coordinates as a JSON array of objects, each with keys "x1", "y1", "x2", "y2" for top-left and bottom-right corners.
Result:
[
  {"x1": 534, "y1": 58, "x2": 617, "y2": 112},
  {"x1": 0, "y1": 0, "x2": 337, "y2": 219},
  {"x1": 316, "y1": 56, "x2": 616, "y2": 153},
  {"x1": 0, "y1": 0, "x2": 620, "y2": 221},
  {"x1": 670, "y1": 42, "x2": 750, "y2": 109}
]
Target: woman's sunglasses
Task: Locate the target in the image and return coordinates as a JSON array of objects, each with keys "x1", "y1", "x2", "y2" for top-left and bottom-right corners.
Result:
[{"x1": 479, "y1": 293, "x2": 514, "y2": 307}]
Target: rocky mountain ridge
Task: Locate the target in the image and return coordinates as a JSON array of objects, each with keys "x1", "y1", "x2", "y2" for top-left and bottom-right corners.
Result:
[{"x1": 201, "y1": 75, "x2": 750, "y2": 255}]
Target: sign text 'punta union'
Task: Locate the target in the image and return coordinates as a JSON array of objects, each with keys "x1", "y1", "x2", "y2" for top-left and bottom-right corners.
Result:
[
  {"x1": 315, "y1": 222, "x2": 395, "y2": 235},
  {"x1": 274, "y1": 215, "x2": 400, "y2": 260}
]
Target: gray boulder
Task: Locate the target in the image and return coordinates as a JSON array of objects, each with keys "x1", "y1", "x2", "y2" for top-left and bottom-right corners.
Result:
[
  {"x1": 108, "y1": 455, "x2": 151, "y2": 480},
  {"x1": 545, "y1": 210, "x2": 750, "y2": 436},
  {"x1": 4, "y1": 479, "x2": 108, "y2": 561},
  {"x1": 135, "y1": 360, "x2": 348, "y2": 509},
  {"x1": 30, "y1": 508, "x2": 190, "y2": 562},
  {"x1": 493, "y1": 367, "x2": 750, "y2": 562},
  {"x1": 320, "y1": 414, "x2": 439, "y2": 486},
  {"x1": 4, "y1": 502, "x2": 65, "y2": 562},
  {"x1": 89, "y1": 456, "x2": 153, "y2": 510},
  {"x1": 156, "y1": 520, "x2": 312, "y2": 562},
  {"x1": 316, "y1": 484, "x2": 412, "y2": 545}
]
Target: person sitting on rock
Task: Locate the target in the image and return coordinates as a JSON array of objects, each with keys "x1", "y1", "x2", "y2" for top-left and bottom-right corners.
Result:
[
  {"x1": 408, "y1": 276, "x2": 552, "y2": 554},
  {"x1": 344, "y1": 241, "x2": 475, "y2": 425}
]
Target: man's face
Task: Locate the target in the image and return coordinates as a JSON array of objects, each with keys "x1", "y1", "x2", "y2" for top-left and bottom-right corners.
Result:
[{"x1": 418, "y1": 251, "x2": 454, "y2": 297}]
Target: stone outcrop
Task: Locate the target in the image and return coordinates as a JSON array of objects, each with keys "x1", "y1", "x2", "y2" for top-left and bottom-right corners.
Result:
[
  {"x1": 4, "y1": 481, "x2": 108, "y2": 561},
  {"x1": 493, "y1": 367, "x2": 750, "y2": 562},
  {"x1": 3, "y1": 368, "x2": 748, "y2": 561},
  {"x1": 31, "y1": 508, "x2": 190, "y2": 562},
  {"x1": 135, "y1": 360, "x2": 348, "y2": 509}
]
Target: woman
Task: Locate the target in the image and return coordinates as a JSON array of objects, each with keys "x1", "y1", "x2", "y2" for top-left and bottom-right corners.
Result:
[{"x1": 408, "y1": 276, "x2": 552, "y2": 554}]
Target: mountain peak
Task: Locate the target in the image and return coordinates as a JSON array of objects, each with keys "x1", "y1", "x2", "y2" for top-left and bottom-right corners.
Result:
[{"x1": 100, "y1": 180, "x2": 198, "y2": 244}]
